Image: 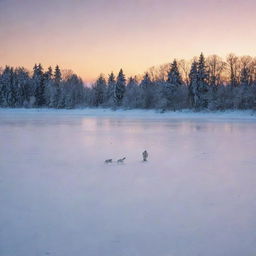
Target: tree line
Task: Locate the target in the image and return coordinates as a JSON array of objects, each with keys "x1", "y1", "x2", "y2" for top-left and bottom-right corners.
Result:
[{"x1": 0, "y1": 53, "x2": 256, "y2": 110}]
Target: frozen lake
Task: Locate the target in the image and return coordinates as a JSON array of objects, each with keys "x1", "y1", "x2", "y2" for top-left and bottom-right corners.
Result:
[{"x1": 1, "y1": 109, "x2": 256, "y2": 256}]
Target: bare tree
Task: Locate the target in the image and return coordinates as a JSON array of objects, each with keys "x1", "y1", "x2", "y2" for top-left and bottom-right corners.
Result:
[
  {"x1": 226, "y1": 53, "x2": 240, "y2": 87},
  {"x1": 206, "y1": 55, "x2": 226, "y2": 87},
  {"x1": 177, "y1": 59, "x2": 192, "y2": 86},
  {"x1": 61, "y1": 69, "x2": 74, "y2": 80},
  {"x1": 145, "y1": 63, "x2": 169, "y2": 82},
  {"x1": 239, "y1": 56, "x2": 253, "y2": 85}
]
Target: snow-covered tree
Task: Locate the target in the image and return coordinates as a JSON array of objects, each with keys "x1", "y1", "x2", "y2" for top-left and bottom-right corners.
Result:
[
  {"x1": 188, "y1": 60, "x2": 198, "y2": 108},
  {"x1": 33, "y1": 64, "x2": 45, "y2": 107},
  {"x1": 106, "y1": 72, "x2": 116, "y2": 107},
  {"x1": 123, "y1": 76, "x2": 142, "y2": 108},
  {"x1": 162, "y1": 60, "x2": 184, "y2": 110},
  {"x1": 51, "y1": 65, "x2": 62, "y2": 108},
  {"x1": 0, "y1": 66, "x2": 15, "y2": 107},
  {"x1": 44, "y1": 67, "x2": 54, "y2": 107},
  {"x1": 14, "y1": 67, "x2": 31, "y2": 107},
  {"x1": 114, "y1": 69, "x2": 126, "y2": 106},
  {"x1": 92, "y1": 74, "x2": 107, "y2": 106},
  {"x1": 167, "y1": 59, "x2": 182, "y2": 85},
  {"x1": 63, "y1": 74, "x2": 85, "y2": 108},
  {"x1": 2, "y1": 53, "x2": 256, "y2": 111},
  {"x1": 195, "y1": 53, "x2": 210, "y2": 109},
  {"x1": 140, "y1": 72, "x2": 156, "y2": 109},
  {"x1": 54, "y1": 65, "x2": 62, "y2": 83}
]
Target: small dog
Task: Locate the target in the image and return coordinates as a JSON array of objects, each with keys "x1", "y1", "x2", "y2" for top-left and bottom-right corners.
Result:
[
  {"x1": 105, "y1": 159, "x2": 112, "y2": 163},
  {"x1": 117, "y1": 157, "x2": 126, "y2": 163}
]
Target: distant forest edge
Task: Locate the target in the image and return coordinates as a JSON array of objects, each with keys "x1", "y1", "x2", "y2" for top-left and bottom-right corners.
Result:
[{"x1": 1, "y1": 53, "x2": 256, "y2": 110}]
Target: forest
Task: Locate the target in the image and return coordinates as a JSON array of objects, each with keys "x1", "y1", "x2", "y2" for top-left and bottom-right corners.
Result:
[{"x1": 0, "y1": 53, "x2": 256, "y2": 110}]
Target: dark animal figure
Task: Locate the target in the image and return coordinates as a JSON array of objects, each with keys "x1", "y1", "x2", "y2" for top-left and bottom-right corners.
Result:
[{"x1": 117, "y1": 157, "x2": 126, "y2": 163}]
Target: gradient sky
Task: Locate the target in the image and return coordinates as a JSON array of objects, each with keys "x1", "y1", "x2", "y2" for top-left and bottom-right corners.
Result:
[{"x1": 0, "y1": 0, "x2": 255, "y2": 82}]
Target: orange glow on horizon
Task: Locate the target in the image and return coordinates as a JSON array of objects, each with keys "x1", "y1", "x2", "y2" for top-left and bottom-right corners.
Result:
[{"x1": 1, "y1": 0, "x2": 256, "y2": 83}]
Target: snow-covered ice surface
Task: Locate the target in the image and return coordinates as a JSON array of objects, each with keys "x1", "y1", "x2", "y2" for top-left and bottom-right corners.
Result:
[{"x1": 1, "y1": 109, "x2": 256, "y2": 256}]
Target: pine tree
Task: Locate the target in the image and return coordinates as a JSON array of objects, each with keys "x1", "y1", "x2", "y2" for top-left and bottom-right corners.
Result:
[
  {"x1": 140, "y1": 72, "x2": 154, "y2": 108},
  {"x1": 163, "y1": 60, "x2": 183, "y2": 110},
  {"x1": 0, "y1": 66, "x2": 13, "y2": 107},
  {"x1": 44, "y1": 66, "x2": 53, "y2": 107},
  {"x1": 196, "y1": 53, "x2": 209, "y2": 109},
  {"x1": 0, "y1": 66, "x2": 17, "y2": 107},
  {"x1": 114, "y1": 69, "x2": 126, "y2": 106},
  {"x1": 167, "y1": 59, "x2": 182, "y2": 86},
  {"x1": 33, "y1": 64, "x2": 45, "y2": 107},
  {"x1": 54, "y1": 65, "x2": 61, "y2": 83},
  {"x1": 188, "y1": 61, "x2": 198, "y2": 108},
  {"x1": 93, "y1": 74, "x2": 107, "y2": 106},
  {"x1": 126, "y1": 76, "x2": 137, "y2": 89},
  {"x1": 8, "y1": 68, "x2": 17, "y2": 107},
  {"x1": 52, "y1": 65, "x2": 62, "y2": 108},
  {"x1": 45, "y1": 66, "x2": 53, "y2": 81},
  {"x1": 106, "y1": 72, "x2": 116, "y2": 106}
]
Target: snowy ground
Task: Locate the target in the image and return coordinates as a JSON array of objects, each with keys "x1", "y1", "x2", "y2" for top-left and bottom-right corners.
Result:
[
  {"x1": 1, "y1": 107, "x2": 256, "y2": 120},
  {"x1": 1, "y1": 109, "x2": 256, "y2": 256}
]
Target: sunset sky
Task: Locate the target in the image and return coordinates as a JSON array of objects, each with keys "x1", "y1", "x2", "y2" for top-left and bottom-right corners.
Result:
[{"x1": 0, "y1": 0, "x2": 255, "y2": 82}]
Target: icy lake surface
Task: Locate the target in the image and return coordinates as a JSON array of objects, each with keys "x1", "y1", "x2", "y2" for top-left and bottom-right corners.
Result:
[{"x1": 1, "y1": 110, "x2": 256, "y2": 256}]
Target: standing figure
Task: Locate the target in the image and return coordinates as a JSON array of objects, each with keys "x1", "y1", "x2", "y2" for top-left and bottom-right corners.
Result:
[{"x1": 142, "y1": 150, "x2": 148, "y2": 162}]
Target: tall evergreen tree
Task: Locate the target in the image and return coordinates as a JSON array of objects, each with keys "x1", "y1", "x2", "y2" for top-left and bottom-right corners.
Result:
[
  {"x1": 196, "y1": 53, "x2": 209, "y2": 109},
  {"x1": 163, "y1": 60, "x2": 183, "y2": 110},
  {"x1": 0, "y1": 66, "x2": 16, "y2": 107},
  {"x1": 188, "y1": 60, "x2": 198, "y2": 108},
  {"x1": 167, "y1": 59, "x2": 182, "y2": 86},
  {"x1": 8, "y1": 68, "x2": 17, "y2": 107},
  {"x1": 33, "y1": 64, "x2": 45, "y2": 106},
  {"x1": 140, "y1": 72, "x2": 154, "y2": 108},
  {"x1": 52, "y1": 65, "x2": 62, "y2": 108},
  {"x1": 44, "y1": 66, "x2": 53, "y2": 107},
  {"x1": 45, "y1": 66, "x2": 53, "y2": 81},
  {"x1": 0, "y1": 66, "x2": 12, "y2": 106},
  {"x1": 54, "y1": 65, "x2": 62, "y2": 83},
  {"x1": 106, "y1": 72, "x2": 116, "y2": 106},
  {"x1": 114, "y1": 69, "x2": 126, "y2": 106},
  {"x1": 92, "y1": 74, "x2": 107, "y2": 106}
]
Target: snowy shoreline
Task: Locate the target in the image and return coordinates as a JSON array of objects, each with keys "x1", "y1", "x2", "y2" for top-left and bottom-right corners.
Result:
[{"x1": 1, "y1": 108, "x2": 256, "y2": 121}]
